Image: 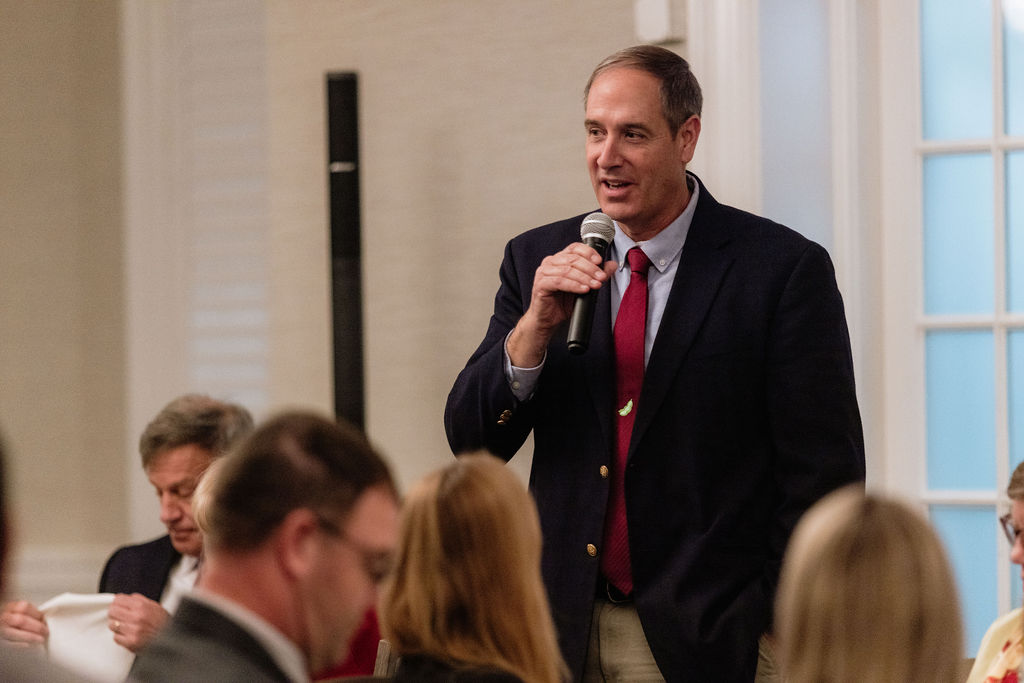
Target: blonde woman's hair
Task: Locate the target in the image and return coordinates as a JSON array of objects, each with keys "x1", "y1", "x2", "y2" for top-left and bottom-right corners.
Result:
[
  {"x1": 1008, "y1": 459, "x2": 1024, "y2": 501},
  {"x1": 775, "y1": 485, "x2": 963, "y2": 683},
  {"x1": 381, "y1": 453, "x2": 568, "y2": 683},
  {"x1": 191, "y1": 455, "x2": 226, "y2": 538}
]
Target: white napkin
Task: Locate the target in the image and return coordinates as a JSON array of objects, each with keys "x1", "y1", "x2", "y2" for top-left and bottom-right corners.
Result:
[{"x1": 39, "y1": 592, "x2": 134, "y2": 683}]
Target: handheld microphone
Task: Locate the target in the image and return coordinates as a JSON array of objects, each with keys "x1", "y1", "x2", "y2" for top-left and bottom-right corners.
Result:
[{"x1": 567, "y1": 212, "x2": 615, "y2": 355}]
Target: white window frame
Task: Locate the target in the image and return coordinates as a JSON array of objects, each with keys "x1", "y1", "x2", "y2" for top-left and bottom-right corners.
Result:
[{"x1": 879, "y1": 0, "x2": 1023, "y2": 619}]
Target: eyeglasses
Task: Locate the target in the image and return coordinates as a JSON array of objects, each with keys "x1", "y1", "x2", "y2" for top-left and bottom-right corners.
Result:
[
  {"x1": 316, "y1": 514, "x2": 395, "y2": 585},
  {"x1": 1000, "y1": 513, "x2": 1022, "y2": 547}
]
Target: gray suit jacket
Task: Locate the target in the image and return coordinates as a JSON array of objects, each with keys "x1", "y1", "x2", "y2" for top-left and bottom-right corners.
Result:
[
  {"x1": 0, "y1": 643, "x2": 87, "y2": 682},
  {"x1": 128, "y1": 597, "x2": 291, "y2": 683}
]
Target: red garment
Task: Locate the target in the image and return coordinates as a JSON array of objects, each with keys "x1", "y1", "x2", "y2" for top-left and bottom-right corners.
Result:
[
  {"x1": 313, "y1": 608, "x2": 381, "y2": 679},
  {"x1": 602, "y1": 247, "x2": 651, "y2": 595}
]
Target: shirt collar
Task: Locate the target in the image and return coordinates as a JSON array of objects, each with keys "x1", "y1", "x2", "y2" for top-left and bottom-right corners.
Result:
[
  {"x1": 610, "y1": 172, "x2": 699, "y2": 273},
  {"x1": 189, "y1": 588, "x2": 308, "y2": 683},
  {"x1": 159, "y1": 554, "x2": 200, "y2": 613}
]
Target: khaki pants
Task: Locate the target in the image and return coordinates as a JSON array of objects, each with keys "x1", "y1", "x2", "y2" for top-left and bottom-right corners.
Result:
[{"x1": 582, "y1": 599, "x2": 782, "y2": 682}]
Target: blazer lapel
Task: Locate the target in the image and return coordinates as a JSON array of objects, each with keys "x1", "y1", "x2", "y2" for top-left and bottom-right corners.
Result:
[
  {"x1": 583, "y1": 281, "x2": 615, "y2": 449},
  {"x1": 630, "y1": 186, "x2": 735, "y2": 455}
]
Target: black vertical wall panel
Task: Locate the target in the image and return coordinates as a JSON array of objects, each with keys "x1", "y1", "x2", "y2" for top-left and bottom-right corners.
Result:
[{"x1": 326, "y1": 73, "x2": 365, "y2": 429}]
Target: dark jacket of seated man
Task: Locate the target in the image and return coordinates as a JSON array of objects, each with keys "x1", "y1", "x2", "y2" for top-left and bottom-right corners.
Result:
[{"x1": 99, "y1": 535, "x2": 180, "y2": 601}]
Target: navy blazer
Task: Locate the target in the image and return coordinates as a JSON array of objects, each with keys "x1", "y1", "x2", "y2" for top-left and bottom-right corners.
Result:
[
  {"x1": 445, "y1": 177, "x2": 865, "y2": 681},
  {"x1": 128, "y1": 597, "x2": 290, "y2": 683},
  {"x1": 98, "y1": 535, "x2": 180, "y2": 601}
]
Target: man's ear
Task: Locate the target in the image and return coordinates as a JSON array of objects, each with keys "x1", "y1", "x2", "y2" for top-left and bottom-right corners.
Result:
[
  {"x1": 275, "y1": 508, "x2": 320, "y2": 581},
  {"x1": 677, "y1": 115, "x2": 701, "y2": 165}
]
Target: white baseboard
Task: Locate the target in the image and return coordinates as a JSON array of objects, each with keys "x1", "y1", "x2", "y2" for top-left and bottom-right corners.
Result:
[{"x1": 6, "y1": 544, "x2": 112, "y2": 606}]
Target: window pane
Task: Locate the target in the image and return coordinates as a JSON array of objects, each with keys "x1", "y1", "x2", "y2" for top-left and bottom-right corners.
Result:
[
  {"x1": 921, "y1": 0, "x2": 992, "y2": 139},
  {"x1": 924, "y1": 154, "x2": 994, "y2": 314},
  {"x1": 931, "y1": 505, "x2": 996, "y2": 655},
  {"x1": 1007, "y1": 7, "x2": 1024, "y2": 135},
  {"x1": 926, "y1": 330, "x2": 995, "y2": 490},
  {"x1": 1009, "y1": 152, "x2": 1024, "y2": 311},
  {"x1": 759, "y1": 0, "x2": 833, "y2": 252}
]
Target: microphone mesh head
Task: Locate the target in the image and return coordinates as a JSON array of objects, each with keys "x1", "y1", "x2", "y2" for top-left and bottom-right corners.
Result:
[{"x1": 580, "y1": 212, "x2": 615, "y2": 244}]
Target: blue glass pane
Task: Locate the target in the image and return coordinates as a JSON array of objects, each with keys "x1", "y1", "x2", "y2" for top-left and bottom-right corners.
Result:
[
  {"x1": 758, "y1": 0, "x2": 833, "y2": 251},
  {"x1": 1011, "y1": 331, "x2": 1024, "y2": 470},
  {"x1": 930, "y1": 505, "x2": 996, "y2": 655},
  {"x1": 1007, "y1": 10, "x2": 1024, "y2": 135},
  {"x1": 921, "y1": 0, "x2": 992, "y2": 139},
  {"x1": 926, "y1": 330, "x2": 995, "y2": 489},
  {"x1": 923, "y1": 154, "x2": 994, "y2": 314},
  {"x1": 1009, "y1": 153, "x2": 1024, "y2": 311}
]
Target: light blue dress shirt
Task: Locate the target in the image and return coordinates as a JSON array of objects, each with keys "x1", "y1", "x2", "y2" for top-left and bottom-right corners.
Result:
[{"x1": 505, "y1": 175, "x2": 699, "y2": 401}]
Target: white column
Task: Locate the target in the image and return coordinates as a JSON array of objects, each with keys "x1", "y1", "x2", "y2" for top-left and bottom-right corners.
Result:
[{"x1": 685, "y1": 0, "x2": 762, "y2": 213}]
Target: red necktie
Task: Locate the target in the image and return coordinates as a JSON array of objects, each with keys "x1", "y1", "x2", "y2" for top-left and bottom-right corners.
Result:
[{"x1": 601, "y1": 246, "x2": 651, "y2": 596}]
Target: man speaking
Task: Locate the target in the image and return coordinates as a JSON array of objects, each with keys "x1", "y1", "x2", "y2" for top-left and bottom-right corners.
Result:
[{"x1": 445, "y1": 45, "x2": 865, "y2": 682}]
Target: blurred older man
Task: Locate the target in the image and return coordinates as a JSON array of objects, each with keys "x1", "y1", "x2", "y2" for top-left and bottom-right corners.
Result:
[{"x1": 1, "y1": 394, "x2": 252, "y2": 654}]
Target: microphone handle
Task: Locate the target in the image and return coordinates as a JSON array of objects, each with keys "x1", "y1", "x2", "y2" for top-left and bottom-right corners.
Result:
[
  {"x1": 566, "y1": 236, "x2": 611, "y2": 355},
  {"x1": 567, "y1": 292, "x2": 599, "y2": 354}
]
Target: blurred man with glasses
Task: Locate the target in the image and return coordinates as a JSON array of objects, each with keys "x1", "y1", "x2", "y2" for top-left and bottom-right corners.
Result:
[{"x1": 128, "y1": 411, "x2": 398, "y2": 683}]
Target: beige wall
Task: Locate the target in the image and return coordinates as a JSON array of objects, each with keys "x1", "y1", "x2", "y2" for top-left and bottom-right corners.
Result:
[
  {"x1": 0, "y1": 0, "x2": 125, "y2": 587},
  {"x1": 1, "y1": 0, "x2": 684, "y2": 596},
  {"x1": 0, "y1": 0, "x2": 880, "y2": 607},
  {"x1": 265, "y1": 0, "x2": 651, "y2": 488},
  {"x1": 0, "y1": 0, "x2": 893, "y2": 613}
]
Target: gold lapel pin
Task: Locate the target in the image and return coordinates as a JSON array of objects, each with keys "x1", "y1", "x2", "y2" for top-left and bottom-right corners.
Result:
[{"x1": 618, "y1": 399, "x2": 634, "y2": 417}]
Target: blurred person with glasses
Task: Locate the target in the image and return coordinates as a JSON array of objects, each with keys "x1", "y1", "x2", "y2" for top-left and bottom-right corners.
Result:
[
  {"x1": 128, "y1": 411, "x2": 399, "y2": 683},
  {"x1": 967, "y1": 460, "x2": 1024, "y2": 683}
]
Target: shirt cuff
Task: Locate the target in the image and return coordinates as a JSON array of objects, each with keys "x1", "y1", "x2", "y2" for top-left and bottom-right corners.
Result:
[{"x1": 503, "y1": 330, "x2": 544, "y2": 402}]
